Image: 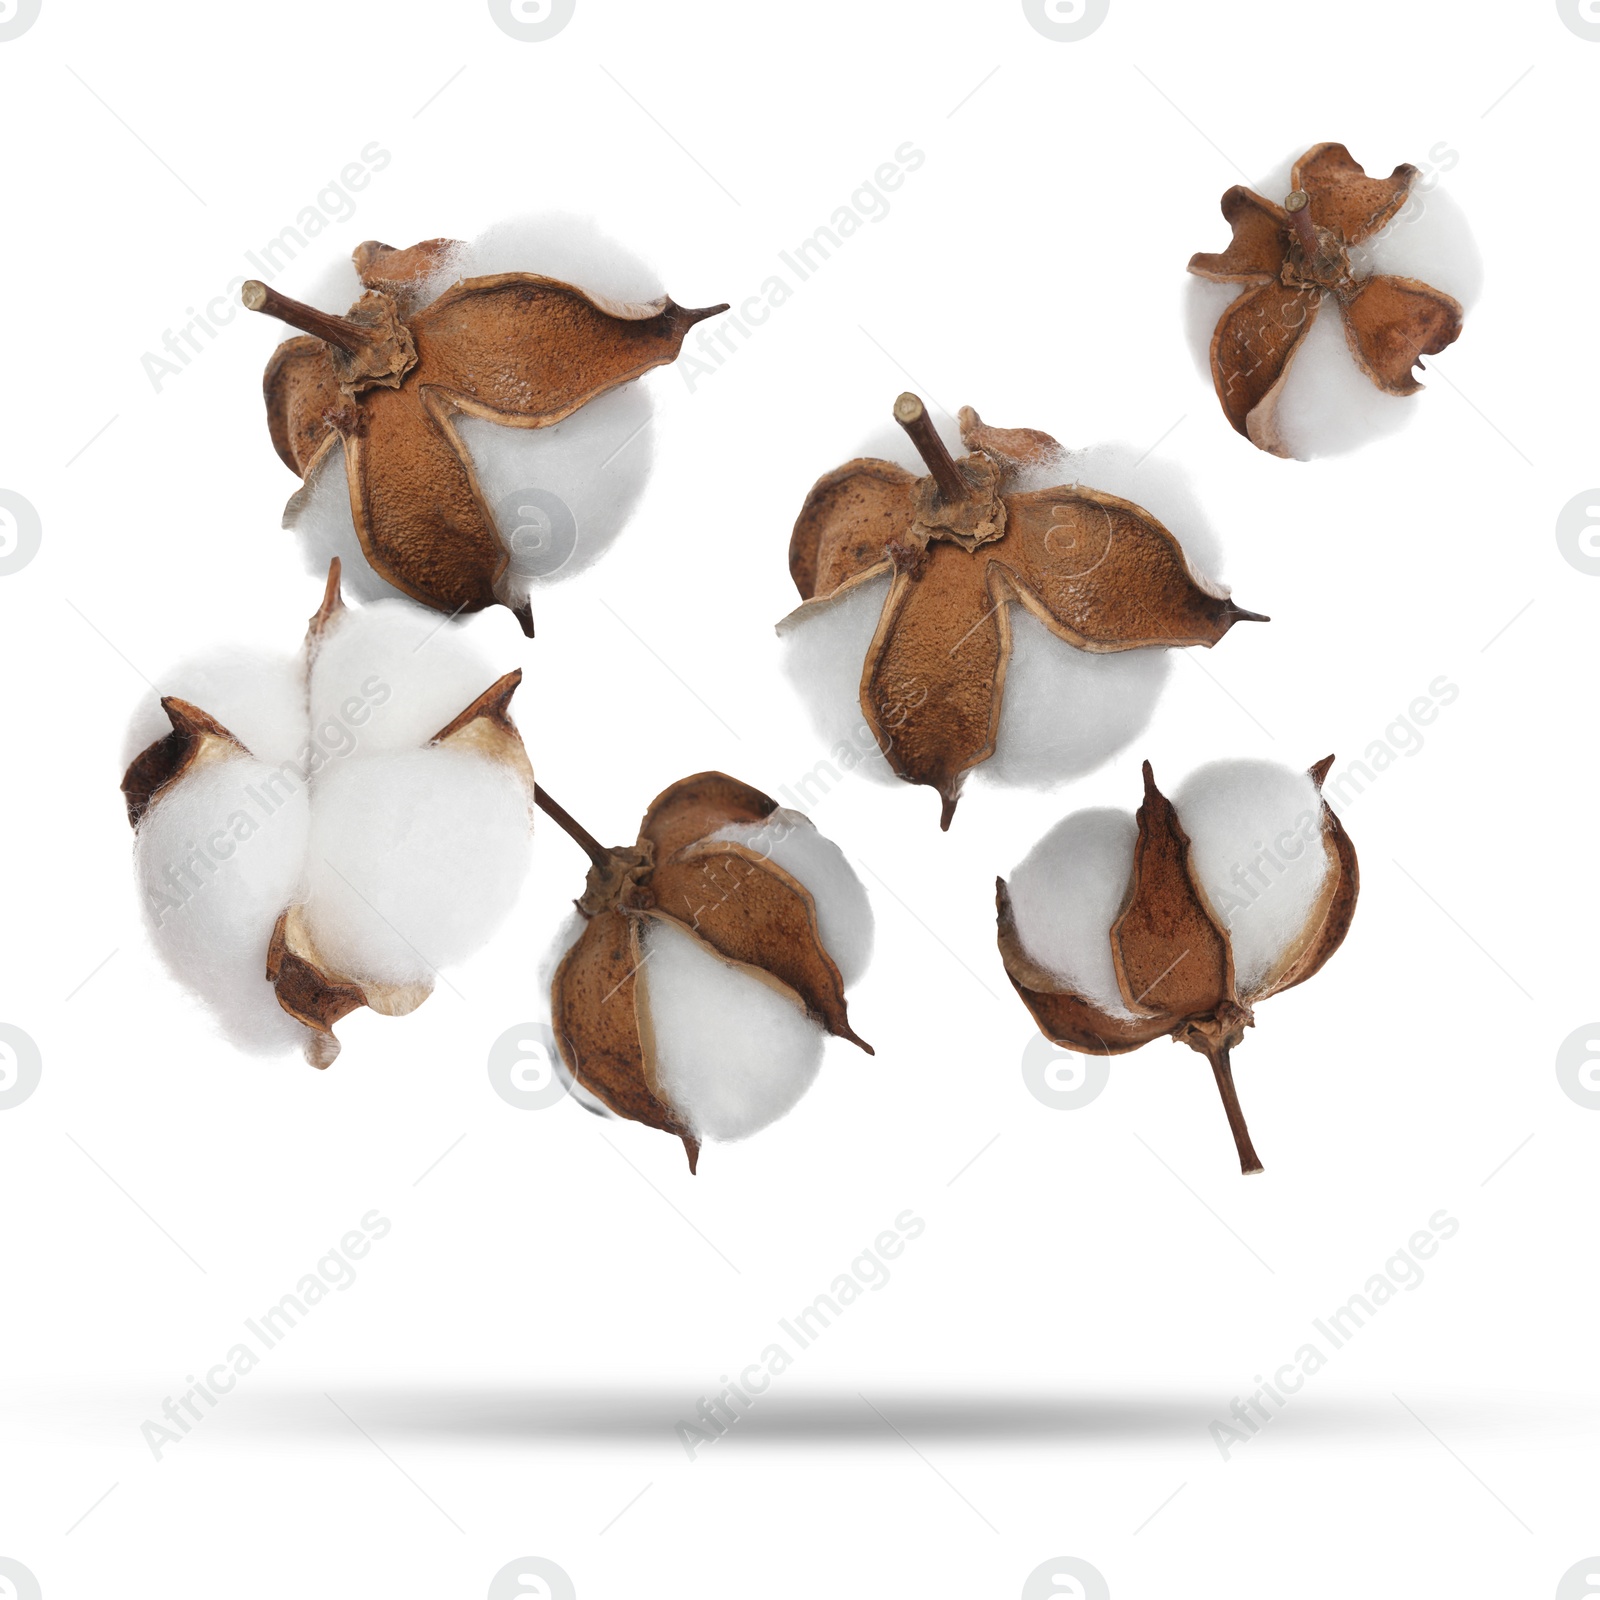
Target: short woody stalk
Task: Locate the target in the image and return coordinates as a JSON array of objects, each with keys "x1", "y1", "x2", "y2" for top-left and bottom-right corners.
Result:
[
  {"x1": 241, "y1": 280, "x2": 385, "y2": 359},
  {"x1": 894, "y1": 392, "x2": 972, "y2": 504},
  {"x1": 1282, "y1": 191, "x2": 1319, "y2": 257},
  {"x1": 534, "y1": 785, "x2": 609, "y2": 867}
]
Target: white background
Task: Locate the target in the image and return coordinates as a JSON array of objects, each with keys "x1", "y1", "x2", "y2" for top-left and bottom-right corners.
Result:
[{"x1": 1, "y1": 1, "x2": 1596, "y2": 1596}]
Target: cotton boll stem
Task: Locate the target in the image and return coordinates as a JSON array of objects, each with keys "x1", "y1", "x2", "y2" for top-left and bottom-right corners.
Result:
[
  {"x1": 534, "y1": 784, "x2": 608, "y2": 867},
  {"x1": 1283, "y1": 191, "x2": 1318, "y2": 255},
  {"x1": 1205, "y1": 1043, "x2": 1263, "y2": 1176},
  {"x1": 894, "y1": 392, "x2": 970, "y2": 503},
  {"x1": 241, "y1": 280, "x2": 379, "y2": 358}
]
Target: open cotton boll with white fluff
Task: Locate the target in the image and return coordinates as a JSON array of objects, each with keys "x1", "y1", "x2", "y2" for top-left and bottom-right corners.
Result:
[
  {"x1": 545, "y1": 775, "x2": 874, "y2": 1171},
  {"x1": 998, "y1": 756, "x2": 1359, "y2": 1175},
  {"x1": 1185, "y1": 145, "x2": 1481, "y2": 460},
  {"x1": 248, "y1": 215, "x2": 726, "y2": 634},
  {"x1": 779, "y1": 402, "x2": 1252, "y2": 816},
  {"x1": 121, "y1": 562, "x2": 534, "y2": 1066}
]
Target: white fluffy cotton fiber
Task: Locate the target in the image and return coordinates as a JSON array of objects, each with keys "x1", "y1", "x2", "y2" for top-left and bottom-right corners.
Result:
[
  {"x1": 1185, "y1": 151, "x2": 1482, "y2": 460},
  {"x1": 1007, "y1": 760, "x2": 1331, "y2": 1007},
  {"x1": 127, "y1": 599, "x2": 532, "y2": 1055},
  {"x1": 1171, "y1": 760, "x2": 1328, "y2": 997},
  {"x1": 638, "y1": 916, "x2": 826, "y2": 1143},
  {"x1": 281, "y1": 213, "x2": 665, "y2": 604}
]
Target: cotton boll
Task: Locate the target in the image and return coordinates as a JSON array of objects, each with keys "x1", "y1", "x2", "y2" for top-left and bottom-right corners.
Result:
[
  {"x1": 453, "y1": 380, "x2": 654, "y2": 594},
  {"x1": 1172, "y1": 760, "x2": 1328, "y2": 996},
  {"x1": 778, "y1": 573, "x2": 898, "y2": 785},
  {"x1": 1005, "y1": 808, "x2": 1138, "y2": 1015},
  {"x1": 282, "y1": 214, "x2": 667, "y2": 595},
  {"x1": 308, "y1": 603, "x2": 499, "y2": 757},
  {"x1": 134, "y1": 759, "x2": 311, "y2": 1054},
  {"x1": 638, "y1": 916, "x2": 824, "y2": 1142},
  {"x1": 122, "y1": 650, "x2": 306, "y2": 770},
  {"x1": 1185, "y1": 155, "x2": 1478, "y2": 460},
  {"x1": 984, "y1": 607, "x2": 1170, "y2": 789},
  {"x1": 302, "y1": 747, "x2": 532, "y2": 987},
  {"x1": 288, "y1": 451, "x2": 415, "y2": 607},
  {"x1": 705, "y1": 809, "x2": 874, "y2": 986}
]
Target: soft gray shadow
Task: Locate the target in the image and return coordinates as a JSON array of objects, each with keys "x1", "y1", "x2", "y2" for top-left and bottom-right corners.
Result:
[{"x1": 198, "y1": 1385, "x2": 1550, "y2": 1446}]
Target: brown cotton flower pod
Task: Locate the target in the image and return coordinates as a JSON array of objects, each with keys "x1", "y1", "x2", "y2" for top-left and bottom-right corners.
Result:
[
  {"x1": 780, "y1": 394, "x2": 1265, "y2": 828},
  {"x1": 1188, "y1": 143, "x2": 1465, "y2": 456},
  {"x1": 997, "y1": 756, "x2": 1358, "y2": 1174},
  {"x1": 546, "y1": 773, "x2": 873, "y2": 1174},
  {"x1": 244, "y1": 239, "x2": 728, "y2": 635}
]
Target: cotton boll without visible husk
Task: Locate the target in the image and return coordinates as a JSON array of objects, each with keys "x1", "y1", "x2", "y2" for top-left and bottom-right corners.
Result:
[
  {"x1": 134, "y1": 758, "x2": 311, "y2": 1054},
  {"x1": 308, "y1": 603, "x2": 498, "y2": 756},
  {"x1": 122, "y1": 651, "x2": 307, "y2": 770},
  {"x1": 303, "y1": 747, "x2": 532, "y2": 988},
  {"x1": 1185, "y1": 155, "x2": 1481, "y2": 460},
  {"x1": 1004, "y1": 808, "x2": 1138, "y2": 1015},
  {"x1": 1172, "y1": 760, "x2": 1328, "y2": 997},
  {"x1": 706, "y1": 808, "x2": 874, "y2": 986},
  {"x1": 639, "y1": 916, "x2": 824, "y2": 1142}
]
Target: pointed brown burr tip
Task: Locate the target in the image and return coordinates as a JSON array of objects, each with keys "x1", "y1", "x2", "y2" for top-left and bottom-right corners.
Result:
[{"x1": 1309, "y1": 753, "x2": 1336, "y2": 788}]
